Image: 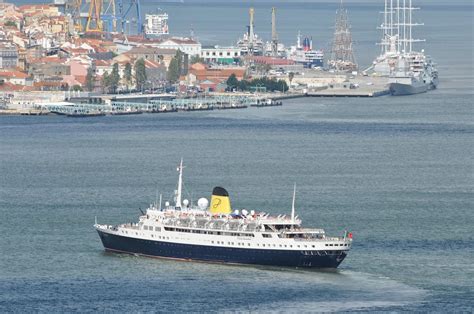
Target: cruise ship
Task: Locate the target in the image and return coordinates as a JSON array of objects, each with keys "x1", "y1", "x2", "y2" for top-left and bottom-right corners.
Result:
[
  {"x1": 287, "y1": 33, "x2": 324, "y2": 69},
  {"x1": 367, "y1": 0, "x2": 438, "y2": 95},
  {"x1": 94, "y1": 161, "x2": 353, "y2": 268}
]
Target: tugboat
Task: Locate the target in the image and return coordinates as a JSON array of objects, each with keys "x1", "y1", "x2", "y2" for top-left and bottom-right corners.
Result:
[{"x1": 94, "y1": 161, "x2": 353, "y2": 268}]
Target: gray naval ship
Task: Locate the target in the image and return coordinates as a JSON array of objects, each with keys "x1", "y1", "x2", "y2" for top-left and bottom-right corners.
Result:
[
  {"x1": 389, "y1": 51, "x2": 438, "y2": 96},
  {"x1": 366, "y1": 0, "x2": 439, "y2": 95}
]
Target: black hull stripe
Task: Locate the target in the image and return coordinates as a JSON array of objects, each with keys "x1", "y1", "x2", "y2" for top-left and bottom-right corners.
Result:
[{"x1": 97, "y1": 229, "x2": 347, "y2": 268}]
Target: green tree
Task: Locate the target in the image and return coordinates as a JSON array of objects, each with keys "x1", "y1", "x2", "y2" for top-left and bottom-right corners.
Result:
[
  {"x1": 4, "y1": 20, "x2": 17, "y2": 28},
  {"x1": 167, "y1": 57, "x2": 180, "y2": 83},
  {"x1": 134, "y1": 58, "x2": 147, "y2": 91},
  {"x1": 85, "y1": 67, "x2": 95, "y2": 92},
  {"x1": 71, "y1": 85, "x2": 83, "y2": 91},
  {"x1": 109, "y1": 63, "x2": 120, "y2": 93},
  {"x1": 167, "y1": 50, "x2": 184, "y2": 83},
  {"x1": 102, "y1": 71, "x2": 110, "y2": 93},
  {"x1": 190, "y1": 55, "x2": 205, "y2": 64},
  {"x1": 124, "y1": 62, "x2": 132, "y2": 89},
  {"x1": 288, "y1": 72, "x2": 295, "y2": 86},
  {"x1": 226, "y1": 73, "x2": 239, "y2": 90}
]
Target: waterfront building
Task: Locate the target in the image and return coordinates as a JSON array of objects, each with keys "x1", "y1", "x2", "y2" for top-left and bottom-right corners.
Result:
[
  {"x1": 0, "y1": 70, "x2": 31, "y2": 86},
  {"x1": 28, "y1": 57, "x2": 70, "y2": 81},
  {"x1": 124, "y1": 46, "x2": 176, "y2": 68},
  {"x1": 152, "y1": 37, "x2": 201, "y2": 57},
  {"x1": 0, "y1": 41, "x2": 18, "y2": 69},
  {"x1": 200, "y1": 46, "x2": 242, "y2": 64},
  {"x1": 188, "y1": 63, "x2": 246, "y2": 82}
]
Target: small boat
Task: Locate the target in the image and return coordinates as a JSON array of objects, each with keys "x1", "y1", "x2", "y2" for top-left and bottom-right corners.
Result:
[{"x1": 67, "y1": 111, "x2": 106, "y2": 117}]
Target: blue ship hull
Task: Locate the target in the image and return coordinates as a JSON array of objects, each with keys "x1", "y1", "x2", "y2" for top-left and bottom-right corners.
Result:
[
  {"x1": 97, "y1": 229, "x2": 347, "y2": 268},
  {"x1": 301, "y1": 59, "x2": 324, "y2": 69}
]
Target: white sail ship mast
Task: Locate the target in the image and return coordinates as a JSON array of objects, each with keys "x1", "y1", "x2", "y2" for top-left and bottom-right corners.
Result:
[{"x1": 378, "y1": 0, "x2": 424, "y2": 56}]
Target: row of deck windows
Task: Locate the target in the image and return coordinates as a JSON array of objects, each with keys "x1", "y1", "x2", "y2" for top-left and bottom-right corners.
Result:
[
  {"x1": 143, "y1": 226, "x2": 161, "y2": 231},
  {"x1": 203, "y1": 51, "x2": 239, "y2": 57},
  {"x1": 325, "y1": 243, "x2": 349, "y2": 247},
  {"x1": 164, "y1": 227, "x2": 254, "y2": 237},
  {"x1": 208, "y1": 241, "x2": 324, "y2": 249}
]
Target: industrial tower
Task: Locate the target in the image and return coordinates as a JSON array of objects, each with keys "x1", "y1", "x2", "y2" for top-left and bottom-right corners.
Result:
[
  {"x1": 85, "y1": 0, "x2": 103, "y2": 32},
  {"x1": 248, "y1": 7, "x2": 255, "y2": 55},
  {"x1": 271, "y1": 7, "x2": 278, "y2": 57},
  {"x1": 69, "y1": 0, "x2": 142, "y2": 34},
  {"x1": 65, "y1": 0, "x2": 84, "y2": 32},
  {"x1": 328, "y1": 1, "x2": 357, "y2": 72}
]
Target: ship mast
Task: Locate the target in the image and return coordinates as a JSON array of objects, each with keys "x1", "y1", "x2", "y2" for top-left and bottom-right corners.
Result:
[
  {"x1": 291, "y1": 183, "x2": 296, "y2": 225},
  {"x1": 176, "y1": 159, "x2": 184, "y2": 209},
  {"x1": 379, "y1": 0, "x2": 424, "y2": 55},
  {"x1": 328, "y1": 0, "x2": 357, "y2": 72}
]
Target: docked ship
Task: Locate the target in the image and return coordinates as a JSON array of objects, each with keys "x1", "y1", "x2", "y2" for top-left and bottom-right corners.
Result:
[
  {"x1": 144, "y1": 10, "x2": 169, "y2": 38},
  {"x1": 237, "y1": 7, "x2": 265, "y2": 56},
  {"x1": 94, "y1": 161, "x2": 353, "y2": 268},
  {"x1": 366, "y1": 0, "x2": 438, "y2": 95},
  {"x1": 389, "y1": 51, "x2": 438, "y2": 95},
  {"x1": 287, "y1": 33, "x2": 324, "y2": 69}
]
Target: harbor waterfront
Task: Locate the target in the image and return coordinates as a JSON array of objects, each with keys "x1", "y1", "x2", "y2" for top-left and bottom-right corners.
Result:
[{"x1": 0, "y1": 0, "x2": 457, "y2": 113}]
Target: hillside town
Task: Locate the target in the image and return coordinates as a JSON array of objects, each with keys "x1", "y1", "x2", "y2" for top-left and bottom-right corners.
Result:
[
  {"x1": 0, "y1": 2, "x2": 301, "y2": 113},
  {"x1": 0, "y1": 0, "x2": 422, "y2": 114}
]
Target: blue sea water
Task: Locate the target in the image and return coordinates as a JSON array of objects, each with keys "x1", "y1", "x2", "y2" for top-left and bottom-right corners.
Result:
[
  {"x1": 1, "y1": 94, "x2": 472, "y2": 311},
  {"x1": 1, "y1": 0, "x2": 474, "y2": 312}
]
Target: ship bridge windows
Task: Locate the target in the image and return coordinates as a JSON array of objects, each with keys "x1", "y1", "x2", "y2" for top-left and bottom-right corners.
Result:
[
  {"x1": 264, "y1": 225, "x2": 277, "y2": 232},
  {"x1": 163, "y1": 226, "x2": 254, "y2": 237},
  {"x1": 278, "y1": 232, "x2": 323, "y2": 240},
  {"x1": 262, "y1": 234, "x2": 272, "y2": 238}
]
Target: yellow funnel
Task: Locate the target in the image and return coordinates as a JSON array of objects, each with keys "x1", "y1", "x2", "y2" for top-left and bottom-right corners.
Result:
[{"x1": 210, "y1": 187, "x2": 232, "y2": 215}]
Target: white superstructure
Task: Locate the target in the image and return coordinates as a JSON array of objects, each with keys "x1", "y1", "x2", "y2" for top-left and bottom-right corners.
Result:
[{"x1": 145, "y1": 12, "x2": 169, "y2": 36}]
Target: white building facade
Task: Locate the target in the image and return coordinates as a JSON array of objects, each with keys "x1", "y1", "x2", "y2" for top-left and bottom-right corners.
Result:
[
  {"x1": 152, "y1": 38, "x2": 201, "y2": 57},
  {"x1": 200, "y1": 46, "x2": 242, "y2": 63}
]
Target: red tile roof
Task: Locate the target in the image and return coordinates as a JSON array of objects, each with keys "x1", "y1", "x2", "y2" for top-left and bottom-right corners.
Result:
[
  {"x1": 246, "y1": 56, "x2": 295, "y2": 65},
  {"x1": 0, "y1": 70, "x2": 29, "y2": 79},
  {"x1": 0, "y1": 81, "x2": 34, "y2": 91},
  {"x1": 94, "y1": 60, "x2": 113, "y2": 67},
  {"x1": 144, "y1": 59, "x2": 163, "y2": 69}
]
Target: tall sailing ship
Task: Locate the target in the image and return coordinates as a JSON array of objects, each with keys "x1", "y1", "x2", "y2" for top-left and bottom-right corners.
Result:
[
  {"x1": 368, "y1": 0, "x2": 438, "y2": 95},
  {"x1": 328, "y1": 1, "x2": 358, "y2": 72},
  {"x1": 95, "y1": 161, "x2": 353, "y2": 268}
]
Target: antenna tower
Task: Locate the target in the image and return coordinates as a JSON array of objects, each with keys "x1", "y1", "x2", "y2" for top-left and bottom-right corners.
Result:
[
  {"x1": 271, "y1": 7, "x2": 278, "y2": 57},
  {"x1": 248, "y1": 7, "x2": 255, "y2": 55}
]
